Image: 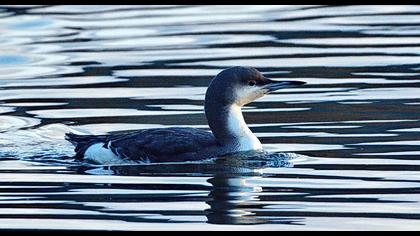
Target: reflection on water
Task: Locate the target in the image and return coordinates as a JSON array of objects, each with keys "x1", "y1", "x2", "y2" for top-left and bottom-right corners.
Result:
[
  {"x1": 207, "y1": 173, "x2": 268, "y2": 225},
  {"x1": 1, "y1": 5, "x2": 420, "y2": 230},
  {"x1": 205, "y1": 154, "x2": 295, "y2": 225}
]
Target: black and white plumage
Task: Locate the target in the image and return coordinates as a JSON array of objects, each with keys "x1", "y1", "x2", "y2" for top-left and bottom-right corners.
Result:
[
  {"x1": 66, "y1": 127, "x2": 221, "y2": 164},
  {"x1": 65, "y1": 66, "x2": 305, "y2": 164}
]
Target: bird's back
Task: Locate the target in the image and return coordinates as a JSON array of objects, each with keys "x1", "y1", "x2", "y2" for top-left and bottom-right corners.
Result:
[{"x1": 66, "y1": 127, "x2": 219, "y2": 164}]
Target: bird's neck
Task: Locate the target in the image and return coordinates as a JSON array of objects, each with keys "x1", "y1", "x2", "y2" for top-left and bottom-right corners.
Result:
[{"x1": 205, "y1": 102, "x2": 262, "y2": 152}]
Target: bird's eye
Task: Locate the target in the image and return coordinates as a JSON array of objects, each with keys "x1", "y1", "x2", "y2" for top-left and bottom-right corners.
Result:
[{"x1": 248, "y1": 80, "x2": 256, "y2": 86}]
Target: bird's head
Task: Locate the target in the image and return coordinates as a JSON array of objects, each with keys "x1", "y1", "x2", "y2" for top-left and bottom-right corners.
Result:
[{"x1": 206, "y1": 66, "x2": 305, "y2": 107}]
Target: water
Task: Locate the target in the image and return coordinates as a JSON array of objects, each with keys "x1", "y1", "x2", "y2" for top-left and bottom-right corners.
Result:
[{"x1": 0, "y1": 5, "x2": 420, "y2": 230}]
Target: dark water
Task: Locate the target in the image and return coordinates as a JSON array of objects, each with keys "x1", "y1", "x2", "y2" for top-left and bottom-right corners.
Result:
[{"x1": 0, "y1": 5, "x2": 420, "y2": 230}]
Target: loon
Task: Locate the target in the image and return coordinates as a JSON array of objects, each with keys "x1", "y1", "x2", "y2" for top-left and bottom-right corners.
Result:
[{"x1": 65, "y1": 66, "x2": 305, "y2": 164}]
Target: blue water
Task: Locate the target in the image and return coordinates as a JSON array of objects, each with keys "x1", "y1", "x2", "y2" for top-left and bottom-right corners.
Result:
[{"x1": 0, "y1": 5, "x2": 420, "y2": 230}]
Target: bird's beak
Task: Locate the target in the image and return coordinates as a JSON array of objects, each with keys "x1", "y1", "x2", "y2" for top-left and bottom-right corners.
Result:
[{"x1": 263, "y1": 79, "x2": 306, "y2": 93}]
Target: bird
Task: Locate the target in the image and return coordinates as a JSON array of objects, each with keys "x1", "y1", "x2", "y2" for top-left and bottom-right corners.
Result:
[{"x1": 65, "y1": 66, "x2": 305, "y2": 164}]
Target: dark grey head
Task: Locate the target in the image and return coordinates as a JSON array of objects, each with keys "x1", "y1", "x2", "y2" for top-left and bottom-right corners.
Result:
[{"x1": 205, "y1": 66, "x2": 305, "y2": 107}]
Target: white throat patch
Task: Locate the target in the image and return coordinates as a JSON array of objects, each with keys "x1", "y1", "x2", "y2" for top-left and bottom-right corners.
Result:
[{"x1": 226, "y1": 105, "x2": 262, "y2": 151}]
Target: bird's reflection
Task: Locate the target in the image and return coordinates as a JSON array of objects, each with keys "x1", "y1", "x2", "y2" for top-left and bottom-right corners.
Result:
[
  {"x1": 95, "y1": 151, "x2": 298, "y2": 225},
  {"x1": 205, "y1": 172, "x2": 265, "y2": 224},
  {"x1": 205, "y1": 152, "x2": 293, "y2": 225}
]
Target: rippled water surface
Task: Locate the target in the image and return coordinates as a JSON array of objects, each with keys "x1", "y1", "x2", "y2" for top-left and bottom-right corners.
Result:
[{"x1": 1, "y1": 5, "x2": 420, "y2": 230}]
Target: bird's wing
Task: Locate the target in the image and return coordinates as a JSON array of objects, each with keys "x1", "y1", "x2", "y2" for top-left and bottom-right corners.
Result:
[{"x1": 105, "y1": 127, "x2": 218, "y2": 162}]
